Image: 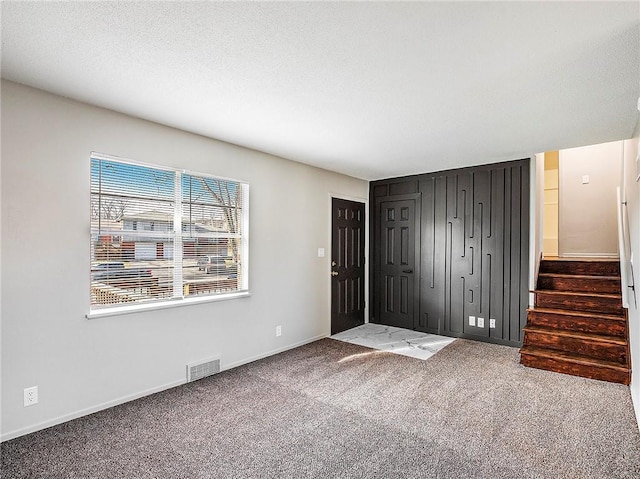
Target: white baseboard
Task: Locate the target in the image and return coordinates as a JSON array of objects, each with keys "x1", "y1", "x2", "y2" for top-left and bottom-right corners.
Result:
[
  {"x1": 223, "y1": 334, "x2": 327, "y2": 371},
  {"x1": 1, "y1": 334, "x2": 328, "y2": 443},
  {"x1": 632, "y1": 383, "x2": 640, "y2": 434},
  {"x1": 0, "y1": 379, "x2": 186, "y2": 443}
]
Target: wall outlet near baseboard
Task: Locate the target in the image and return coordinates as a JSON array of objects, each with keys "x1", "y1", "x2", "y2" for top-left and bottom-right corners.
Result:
[
  {"x1": 24, "y1": 386, "x2": 38, "y2": 407},
  {"x1": 477, "y1": 317, "x2": 485, "y2": 328},
  {"x1": 469, "y1": 316, "x2": 476, "y2": 326},
  {"x1": 276, "y1": 325, "x2": 282, "y2": 337},
  {"x1": 489, "y1": 318, "x2": 496, "y2": 329}
]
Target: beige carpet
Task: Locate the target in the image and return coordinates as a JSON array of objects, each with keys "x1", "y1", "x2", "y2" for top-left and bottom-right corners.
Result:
[{"x1": 2, "y1": 338, "x2": 640, "y2": 478}]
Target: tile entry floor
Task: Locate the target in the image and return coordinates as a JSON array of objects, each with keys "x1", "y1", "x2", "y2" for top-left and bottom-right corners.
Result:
[{"x1": 330, "y1": 323, "x2": 456, "y2": 360}]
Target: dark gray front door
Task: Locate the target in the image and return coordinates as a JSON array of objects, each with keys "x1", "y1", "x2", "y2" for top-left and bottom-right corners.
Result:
[
  {"x1": 375, "y1": 196, "x2": 420, "y2": 330},
  {"x1": 331, "y1": 198, "x2": 366, "y2": 335}
]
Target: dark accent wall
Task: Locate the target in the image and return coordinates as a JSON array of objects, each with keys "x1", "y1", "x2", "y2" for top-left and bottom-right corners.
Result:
[{"x1": 370, "y1": 159, "x2": 530, "y2": 347}]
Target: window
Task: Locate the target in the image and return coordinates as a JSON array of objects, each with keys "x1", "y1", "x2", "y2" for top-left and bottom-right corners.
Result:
[{"x1": 90, "y1": 153, "x2": 249, "y2": 312}]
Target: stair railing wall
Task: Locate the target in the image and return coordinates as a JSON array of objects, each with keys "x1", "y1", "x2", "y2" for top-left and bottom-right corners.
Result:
[{"x1": 617, "y1": 186, "x2": 635, "y2": 309}]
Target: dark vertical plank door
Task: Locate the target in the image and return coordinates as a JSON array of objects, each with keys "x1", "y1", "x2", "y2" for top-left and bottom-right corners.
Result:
[
  {"x1": 331, "y1": 198, "x2": 366, "y2": 335},
  {"x1": 375, "y1": 196, "x2": 420, "y2": 330}
]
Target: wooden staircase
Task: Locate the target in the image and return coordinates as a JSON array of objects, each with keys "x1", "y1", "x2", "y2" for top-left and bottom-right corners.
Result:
[{"x1": 520, "y1": 258, "x2": 631, "y2": 384}]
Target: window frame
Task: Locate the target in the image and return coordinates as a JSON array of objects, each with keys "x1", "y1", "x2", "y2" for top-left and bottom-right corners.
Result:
[{"x1": 87, "y1": 152, "x2": 250, "y2": 319}]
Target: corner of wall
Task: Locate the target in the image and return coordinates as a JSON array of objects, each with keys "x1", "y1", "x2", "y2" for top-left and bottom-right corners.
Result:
[
  {"x1": 623, "y1": 129, "x2": 640, "y2": 432},
  {"x1": 530, "y1": 154, "x2": 544, "y2": 307}
]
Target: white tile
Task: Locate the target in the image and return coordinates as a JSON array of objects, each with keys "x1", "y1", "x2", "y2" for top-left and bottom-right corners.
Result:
[{"x1": 331, "y1": 324, "x2": 455, "y2": 361}]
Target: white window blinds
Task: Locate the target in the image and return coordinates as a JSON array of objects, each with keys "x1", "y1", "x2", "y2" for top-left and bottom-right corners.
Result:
[{"x1": 90, "y1": 153, "x2": 248, "y2": 310}]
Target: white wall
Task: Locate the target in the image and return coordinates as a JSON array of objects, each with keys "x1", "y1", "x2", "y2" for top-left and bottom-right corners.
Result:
[
  {"x1": 559, "y1": 141, "x2": 623, "y2": 257},
  {"x1": 530, "y1": 153, "x2": 544, "y2": 307},
  {"x1": 542, "y1": 152, "x2": 559, "y2": 256},
  {"x1": 0, "y1": 81, "x2": 368, "y2": 440},
  {"x1": 623, "y1": 128, "x2": 640, "y2": 429}
]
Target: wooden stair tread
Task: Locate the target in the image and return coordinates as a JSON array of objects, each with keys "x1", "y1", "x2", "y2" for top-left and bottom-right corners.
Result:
[
  {"x1": 538, "y1": 273, "x2": 620, "y2": 280},
  {"x1": 534, "y1": 289, "x2": 622, "y2": 299},
  {"x1": 542, "y1": 256, "x2": 620, "y2": 263},
  {"x1": 538, "y1": 259, "x2": 620, "y2": 277},
  {"x1": 526, "y1": 307, "x2": 626, "y2": 321},
  {"x1": 523, "y1": 324, "x2": 628, "y2": 345},
  {"x1": 520, "y1": 346, "x2": 630, "y2": 372},
  {"x1": 524, "y1": 258, "x2": 629, "y2": 384}
]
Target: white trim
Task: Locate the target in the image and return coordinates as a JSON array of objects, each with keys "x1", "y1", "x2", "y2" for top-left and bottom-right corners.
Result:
[
  {"x1": 223, "y1": 334, "x2": 327, "y2": 371},
  {"x1": 633, "y1": 385, "x2": 640, "y2": 434},
  {"x1": 0, "y1": 378, "x2": 186, "y2": 442},
  {"x1": 530, "y1": 155, "x2": 541, "y2": 307},
  {"x1": 87, "y1": 291, "x2": 251, "y2": 319},
  {"x1": 91, "y1": 151, "x2": 175, "y2": 172},
  {"x1": 558, "y1": 150, "x2": 564, "y2": 256},
  {"x1": 328, "y1": 193, "x2": 370, "y2": 334},
  {"x1": 0, "y1": 333, "x2": 327, "y2": 442}
]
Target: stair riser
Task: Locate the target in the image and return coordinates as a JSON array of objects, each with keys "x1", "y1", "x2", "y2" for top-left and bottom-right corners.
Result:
[
  {"x1": 535, "y1": 293, "x2": 624, "y2": 315},
  {"x1": 523, "y1": 331, "x2": 627, "y2": 363},
  {"x1": 520, "y1": 353, "x2": 630, "y2": 385},
  {"x1": 537, "y1": 276, "x2": 621, "y2": 294},
  {"x1": 539, "y1": 261, "x2": 620, "y2": 276},
  {"x1": 527, "y1": 311, "x2": 627, "y2": 337}
]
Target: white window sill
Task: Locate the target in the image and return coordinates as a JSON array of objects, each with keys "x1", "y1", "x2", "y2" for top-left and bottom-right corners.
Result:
[{"x1": 86, "y1": 291, "x2": 251, "y2": 319}]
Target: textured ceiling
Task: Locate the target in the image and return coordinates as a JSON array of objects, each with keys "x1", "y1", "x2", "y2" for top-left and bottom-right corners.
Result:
[{"x1": 2, "y1": 1, "x2": 639, "y2": 180}]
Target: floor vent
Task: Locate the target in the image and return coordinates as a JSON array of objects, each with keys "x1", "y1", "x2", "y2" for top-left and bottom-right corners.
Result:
[{"x1": 187, "y1": 356, "x2": 221, "y2": 382}]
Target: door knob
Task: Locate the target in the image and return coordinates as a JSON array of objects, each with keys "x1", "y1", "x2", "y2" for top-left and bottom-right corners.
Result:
[
  {"x1": 331, "y1": 271, "x2": 339, "y2": 276},
  {"x1": 331, "y1": 261, "x2": 336, "y2": 266}
]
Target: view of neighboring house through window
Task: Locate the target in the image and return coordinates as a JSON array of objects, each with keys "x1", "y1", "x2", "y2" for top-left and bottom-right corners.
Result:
[{"x1": 90, "y1": 153, "x2": 248, "y2": 311}]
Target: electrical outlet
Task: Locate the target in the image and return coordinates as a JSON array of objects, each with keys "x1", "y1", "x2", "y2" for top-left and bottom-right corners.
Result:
[
  {"x1": 477, "y1": 317, "x2": 485, "y2": 328},
  {"x1": 24, "y1": 386, "x2": 38, "y2": 407},
  {"x1": 490, "y1": 318, "x2": 496, "y2": 329},
  {"x1": 276, "y1": 325, "x2": 282, "y2": 337},
  {"x1": 469, "y1": 316, "x2": 476, "y2": 326}
]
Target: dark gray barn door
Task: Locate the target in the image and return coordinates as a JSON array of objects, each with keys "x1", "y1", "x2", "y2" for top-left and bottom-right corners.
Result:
[
  {"x1": 331, "y1": 198, "x2": 366, "y2": 335},
  {"x1": 375, "y1": 195, "x2": 420, "y2": 330}
]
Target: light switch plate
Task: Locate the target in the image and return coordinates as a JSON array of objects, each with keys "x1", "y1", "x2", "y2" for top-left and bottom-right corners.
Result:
[
  {"x1": 469, "y1": 316, "x2": 476, "y2": 326},
  {"x1": 582, "y1": 175, "x2": 590, "y2": 184},
  {"x1": 317, "y1": 248, "x2": 325, "y2": 258}
]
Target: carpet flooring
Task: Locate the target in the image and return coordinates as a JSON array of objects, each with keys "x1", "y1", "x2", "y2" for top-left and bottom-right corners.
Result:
[{"x1": 2, "y1": 338, "x2": 640, "y2": 478}]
